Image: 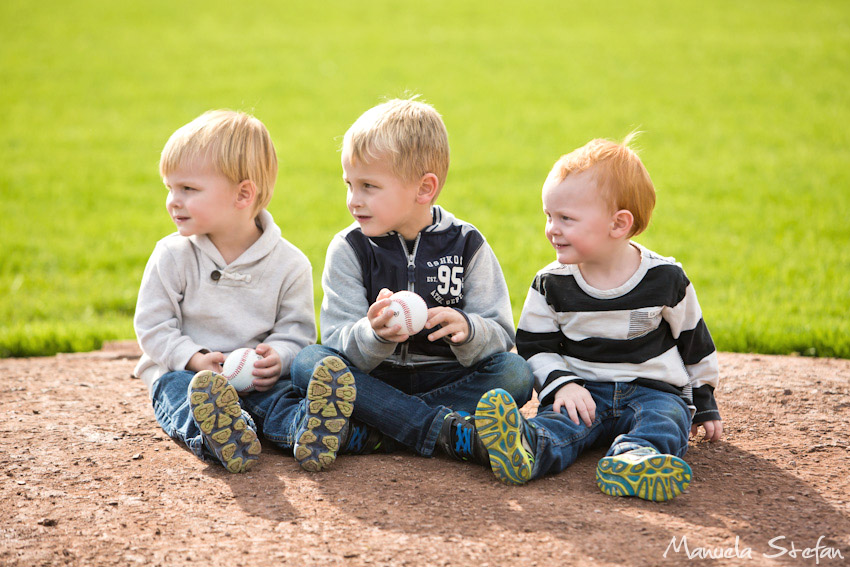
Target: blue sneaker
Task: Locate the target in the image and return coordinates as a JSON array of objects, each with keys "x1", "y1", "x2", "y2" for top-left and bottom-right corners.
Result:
[
  {"x1": 596, "y1": 447, "x2": 692, "y2": 501},
  {"x1": 437, "y1": 411, "x2": 489, "y2": 465},
  {"x1": 474, "y1": 388, "x2": 536, "y2": 485},
  {"x1": 188, "y1": 371, "x2": 261, "y2": 473},
  {"x1": 342, "y1": 421, "x2": 396, "y2": 455},
  {"x1": 294, "y1": 356, "x2": 356, "y2": 472}
]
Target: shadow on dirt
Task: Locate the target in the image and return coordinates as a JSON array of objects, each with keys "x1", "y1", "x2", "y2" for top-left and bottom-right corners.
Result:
[{"x1": 218, "y1": 438, "x2": 849, "y2": 564}]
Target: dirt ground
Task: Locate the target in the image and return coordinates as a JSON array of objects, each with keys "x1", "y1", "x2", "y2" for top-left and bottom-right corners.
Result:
[{"x1": 2, "y1": 342, "x2": 849, "y2": 567}]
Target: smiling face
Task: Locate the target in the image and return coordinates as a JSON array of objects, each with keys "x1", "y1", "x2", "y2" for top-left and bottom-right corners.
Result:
[
  {"x1": 341, "y1": 151, "x2": 433, "y2": 240},
  {"x1": 542, "y1": 167, "x2": 617, "y2": 266},
  {"x1": 163, "y1": 159, "x2": 241, "y2": 241}
]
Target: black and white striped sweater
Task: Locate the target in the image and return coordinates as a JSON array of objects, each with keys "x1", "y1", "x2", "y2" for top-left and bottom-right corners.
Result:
[{"x1": 516, "y1": 243, "x2": 720, "y2": 423}]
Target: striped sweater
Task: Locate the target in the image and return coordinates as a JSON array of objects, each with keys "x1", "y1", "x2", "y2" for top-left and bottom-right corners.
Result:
[{"x1": 516, "y1": 243, "x2": 720, "y2": 423}]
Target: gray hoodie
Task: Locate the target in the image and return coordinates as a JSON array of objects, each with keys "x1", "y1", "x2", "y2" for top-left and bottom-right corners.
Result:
[{"x1": 133, "y1": 210, "x2": 316, "y2": 391}]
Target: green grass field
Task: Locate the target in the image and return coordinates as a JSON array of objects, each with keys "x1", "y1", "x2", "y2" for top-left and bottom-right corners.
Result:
[{"x1": 2, "y1": 1, "x2": 849, "y2": 358}]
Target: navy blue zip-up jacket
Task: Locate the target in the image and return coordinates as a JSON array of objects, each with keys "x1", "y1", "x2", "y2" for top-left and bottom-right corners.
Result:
[{"x1": 320, "y1": 206, "x2": 516, "y2": 372}]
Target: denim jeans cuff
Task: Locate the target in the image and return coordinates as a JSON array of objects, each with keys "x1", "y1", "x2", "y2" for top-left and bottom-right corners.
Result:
[{"x1": 422, "y1": 407, "x2": 453, "y2": 456}]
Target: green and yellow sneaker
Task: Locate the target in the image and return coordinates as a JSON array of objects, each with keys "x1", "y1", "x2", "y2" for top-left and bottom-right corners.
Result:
[
  {"x1": 188, "y1": 370, "x2": 261, "y2": 473},
  {"x1": 596, "y1": 447, "x2": 691, "y2": 502},
  {"x1": 474, "y1": 388, "x2": 536, "y2": 485},
  {"x1": 294, "y1": 356, "x2": 356, "y2": 472}
]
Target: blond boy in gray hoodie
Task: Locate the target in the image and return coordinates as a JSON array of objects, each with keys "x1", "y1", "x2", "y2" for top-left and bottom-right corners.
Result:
[{"x1": 134, "y1": 110, "x2": 352, "y2": 473}]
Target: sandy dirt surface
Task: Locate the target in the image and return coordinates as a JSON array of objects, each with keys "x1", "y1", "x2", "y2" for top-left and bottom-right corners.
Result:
[{"x1": 2, "y1": 342, "x2": 849, "y2": 566}]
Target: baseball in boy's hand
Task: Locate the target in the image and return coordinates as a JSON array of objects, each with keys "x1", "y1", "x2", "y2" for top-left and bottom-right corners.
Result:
[
  {"x1": 222, "y1": 348, "x2": 262, "y2": 393},
  {"x1": 385, "y1": 291, "x2": 428, "y2": 335}
]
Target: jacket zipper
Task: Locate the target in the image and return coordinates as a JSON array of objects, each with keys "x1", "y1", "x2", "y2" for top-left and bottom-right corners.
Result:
[{"x1": 398, "y1": 233, "x2": 421, "y2": 364}]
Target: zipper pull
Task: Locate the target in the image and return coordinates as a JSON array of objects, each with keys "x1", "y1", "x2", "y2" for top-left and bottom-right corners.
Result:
[{"x1": 400, "y1": 233, "x2": 419, "y2": 287}]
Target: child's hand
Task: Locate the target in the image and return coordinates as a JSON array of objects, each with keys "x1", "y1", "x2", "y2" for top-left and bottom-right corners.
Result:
[
  {"x1": 691, "y1": 419, "x2": 723, "y2": 442},
  {"x1": 424, "y1": 307, "x2": 469, "y2": 344},
  {"x1": 553, "y1": 382, "x2": 596, "y2": 427},
  {"x1": 249, "y1": 343, "x2": 282, "y2": 392},
  {"x1": 369, "y1": 288, "x2": 410, "y2": 343},
  {"x1": 186, "y1": 350, "x2": 225, "y2": 373}
]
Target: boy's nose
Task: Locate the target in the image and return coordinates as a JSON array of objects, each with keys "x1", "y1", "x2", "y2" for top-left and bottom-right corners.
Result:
[{"x1": 347, "y1": 192, "x2": 363, "y2": 209}]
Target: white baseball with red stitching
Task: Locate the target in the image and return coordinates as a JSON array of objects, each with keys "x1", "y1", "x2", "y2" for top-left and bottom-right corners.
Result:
[
  {"x1": 386, "y1": 291, "x2": 428, "y2": 335},
  {"x1": 222, "y1": 348, "x2": 262, "y2": 393}
]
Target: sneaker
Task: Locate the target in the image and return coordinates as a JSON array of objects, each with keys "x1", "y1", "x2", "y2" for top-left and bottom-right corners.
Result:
[
  {"x1": 437, "y1": 411, "x2": 489, "y2": 466},
  {"x1": 596, "y1": 447, "x2": 692, "y2": 502},
  {"x1": 188, "y1": 370, "x2": 261, "y2": 473},
  {"x1": 294, "y1": 356, "x2": 356, "y2": 472},
  {"x1": 342, "y1": 421, "x2": 395, "y2": 455},
  {"x1": 474, "y1": 389, "x2": 536, "y2": 485}
]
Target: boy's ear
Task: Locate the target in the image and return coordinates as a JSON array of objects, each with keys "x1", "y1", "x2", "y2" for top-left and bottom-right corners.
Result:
[
  {"x1": 415, "y1": 173, "x2": 440, "y2": 204},
  {"x1": 235, "y1": 180, "x2": 257, "y2": 210},
  {"x1": 611, "y1": 209, "x2": 634, "y2": 238}
]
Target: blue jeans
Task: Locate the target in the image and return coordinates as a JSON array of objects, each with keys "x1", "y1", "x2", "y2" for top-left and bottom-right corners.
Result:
[
  {"x1": 291, "y1": 345, "x2": 533, "y2": 457},
  {"x1": 151, "y1": 370, "x2": 307, "y2": 463},
  {"x1": 529, "y1": 382, "x2": 691, "y2": 480}
]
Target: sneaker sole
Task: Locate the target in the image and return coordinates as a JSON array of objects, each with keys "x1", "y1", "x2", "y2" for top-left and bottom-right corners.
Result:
[
  {"x1": 294, "y1": 356, "x2": 356, "y2": 472},
  {"x1": 188, "y1": 370, "x2": 261, "y2": 473},
  {"x1": 475, "y1": 388, "x2": 533, "y2": 485},
  {"x1": 596, "y1": 453, "x2": 692, "y2": 501}
]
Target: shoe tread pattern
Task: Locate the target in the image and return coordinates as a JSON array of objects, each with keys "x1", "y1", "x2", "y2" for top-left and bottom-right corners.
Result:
[
  {"x1": 596, "y1": 452, "x2": 692, "y2": 501},
  {"x1": 475, "y1": 388, "x2": 533, "y2": 485},
  {"x1": 188, "y1": 371, "x2": 260, "y2": 474},
  {"x1": 294, "y1": 356, "x2": 356, "y2": 472}
]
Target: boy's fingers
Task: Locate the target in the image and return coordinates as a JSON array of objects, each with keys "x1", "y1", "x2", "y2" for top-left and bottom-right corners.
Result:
[
  {"x1": 450, "y1": 330, "x2": 467, "y2": 343},
  {"x1": 706, "y1": 421, "x2": 723, "y2": 442},
  {"x1": 578, "y1": 405, "x2": 593, "y2": 427},
  {"x1": 427, "y1": 323, "x2": 467, "y2": 343},
  {"x1": 585, "y1": 399, "x2": 597, "y2": 423},
  {"x1": 424, "y1": 309, "x2": 450, "y2": 328},
  {"x1": 427, "y1": 324, "x2": 453, "y2": 341},
  {"x1": 369, "y1": 298, "x2": 392, "y2": 318},
  {"x1": 377, "y1": 324, "x2": 409, "y2": 342},
  {"x1": 252, "y1": 363, "x2": 277, "y2": 376},
  {"x1": 566, "y1": 404, "x2": 581, "y2": 426},
  {"x1": 370, "y1": 308, "x2": 394, "y2": 329}
]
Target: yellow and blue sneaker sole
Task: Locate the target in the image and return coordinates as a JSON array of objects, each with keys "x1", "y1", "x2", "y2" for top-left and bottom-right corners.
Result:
[
  {"x1": 188, "y1": 370, "x2": 261, "y2": 473},
  {"x1": 474, "y1": 388, "x2": 533, "y2": 485},
  {"x1": 596, "y1": 452, "x2": 692, "y2": 501},
  {"x1": 294, "y1": 356, "x2": 356, "y2": 472}
]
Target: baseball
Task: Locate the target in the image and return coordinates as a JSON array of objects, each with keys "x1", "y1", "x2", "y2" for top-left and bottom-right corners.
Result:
[
  {"x1": 386, "y1": 290, "x2": 428, "y2": 335},
  {"x1": 222, "y1": 348, "x2": 262, "y2": 393}
]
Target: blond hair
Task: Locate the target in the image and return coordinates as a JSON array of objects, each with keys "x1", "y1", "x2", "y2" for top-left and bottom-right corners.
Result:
[
  {"x1": 547, "y1": 133, "x2": 655, "y2": 237},
  {"x1": 160, "y1": 110, "x2": 278, "y2": 217},
  {"x1": 342, "y1": 97, "x2": 450, "y2": 195}
]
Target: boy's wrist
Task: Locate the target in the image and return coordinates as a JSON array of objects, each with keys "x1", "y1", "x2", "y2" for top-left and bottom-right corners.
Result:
[
  {"x1": 447, "y1": 308, "x2": 473, "y2": 345},
  {"x1": 185, "y1": 350, "x2": 209, "y2": 372}
]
